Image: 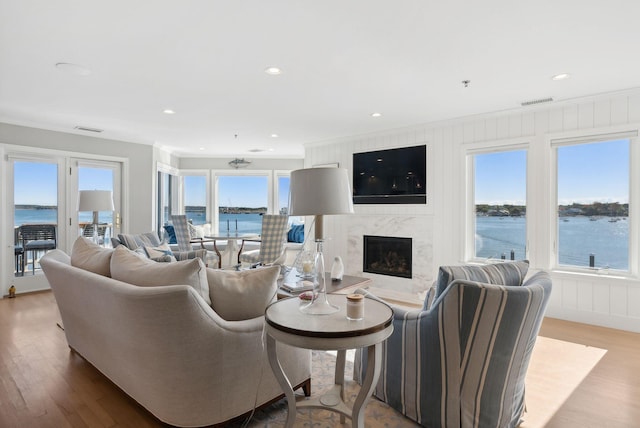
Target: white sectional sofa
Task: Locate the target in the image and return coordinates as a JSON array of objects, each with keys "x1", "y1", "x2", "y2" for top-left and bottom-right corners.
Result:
[{"x1": 40, "y1": 238, "x2": 311, "y2": 427}]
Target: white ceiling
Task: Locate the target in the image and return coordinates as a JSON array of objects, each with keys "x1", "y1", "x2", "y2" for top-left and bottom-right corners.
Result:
[{"x1": 2, "y1": 1, "x2": 640, "y2": 159}]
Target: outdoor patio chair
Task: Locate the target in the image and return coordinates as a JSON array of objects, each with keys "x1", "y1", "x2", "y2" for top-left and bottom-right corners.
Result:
[{"x1": 20, "y1": 223, "x2": 57, "y2": 274}]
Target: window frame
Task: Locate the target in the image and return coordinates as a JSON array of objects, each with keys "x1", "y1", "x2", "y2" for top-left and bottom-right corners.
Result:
[
  {"x1": 465, "y1": 140, "x2": 530, "y2": 263},
  {"x1": 549, "y1": 131, "x2": 638, "y2": 276}
]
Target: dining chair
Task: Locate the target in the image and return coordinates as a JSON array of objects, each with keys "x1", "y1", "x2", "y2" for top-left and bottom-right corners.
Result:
[
  {"x1": 237, "y1": 215, "x2": 289, "y2": 266},
  {"x1": 170, "y1": 215, "x2": 221, "y2": 268},
  {"x1": 20, "y1": 223, "x2": 57, "y2": 274}
]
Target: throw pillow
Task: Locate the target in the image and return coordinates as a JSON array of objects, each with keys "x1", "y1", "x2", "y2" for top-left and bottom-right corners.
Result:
[
  {"x1": 206, "y1": 265, "x2": 279, "y2": 321},
  {"x1": 287, "y1": 224, "x2": 305, "y2": 243},
  {"x1": 110, "y1": 245, "x2": 211, "y2": 305},
  {"x1": 434, "y1": 260, "x2": 530, "y2": 300},
  {"x1": 117, "y1": 232, "x2": 162, "y2": 250},
  {"x1": 144, "y1": 243, "x2": 176, "y2": 262},
  {"x1": 163, "y1": 225, "x2": 177, "y2": 244},
  {"x1": 70, "y1": 237, "x2": 114, "y2": 277}
]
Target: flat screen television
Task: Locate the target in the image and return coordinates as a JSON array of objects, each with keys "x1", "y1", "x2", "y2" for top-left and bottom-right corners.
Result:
[{"x1": 352, "y1": 144, "x2": 426, "y2": 204}]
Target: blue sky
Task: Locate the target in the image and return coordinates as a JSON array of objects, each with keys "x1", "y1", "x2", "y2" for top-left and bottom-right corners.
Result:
[
  {"x1": 15, "y1": 139, "x2": 629, "y2": 207},
  {"x1": 184, "y1": 175, "x2": 291, "y2": 208},
  {"x1": 475, "y1": 139, "x2": 629, "y2": 206}
]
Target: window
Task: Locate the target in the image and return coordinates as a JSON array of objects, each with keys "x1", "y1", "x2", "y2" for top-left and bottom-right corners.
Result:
[
  {"x1": 471, "y1": 149, "x2": 527, "y2": 260},
  {"x1": 278, "y1": 175, "x2": 290, "y2": 215},
  {"x1": 217, "y1": 175, "x2": 268, "y2": 234},
  {"x1": 555, "y1": 138, "x2": 629, "y2": 270},
  {"x1": 183, "y1": 174, "x2": 208, "y2": 225},
  {"x1": 157, "y1": 169, "x2": 177, "y2": 232}
]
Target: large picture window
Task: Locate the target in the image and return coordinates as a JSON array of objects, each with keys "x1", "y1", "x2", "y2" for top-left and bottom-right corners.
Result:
[
  {"x1": 217, "y1": 175, "x2": 268, "y2": 234},
  {"x1": 471, "y1": 149, "x2": 527, "y2": 260},
  {"x1": 555, "y1": 138, "x2": 629, "y2": 270}
]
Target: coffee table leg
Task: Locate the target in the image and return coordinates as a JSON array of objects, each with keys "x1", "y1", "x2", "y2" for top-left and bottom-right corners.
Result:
[
  {"x1": 266, "y1": 335, "x2": 296, "y2": 428},
  {"x1": 352, "y1": 343, "x2": 382, "y2": 428}
]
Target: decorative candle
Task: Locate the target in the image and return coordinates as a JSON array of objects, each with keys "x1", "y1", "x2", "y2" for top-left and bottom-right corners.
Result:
[
  {"x1": 302, "y1": 261, "x2": 313, "y2": 274},
  {"x1": 346, "y1": 294, "x2": 364, "y2": 320}
]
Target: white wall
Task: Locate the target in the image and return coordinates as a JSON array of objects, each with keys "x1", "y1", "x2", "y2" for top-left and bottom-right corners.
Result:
[
  {"x1": 306, "y1": 88, "x2": 640, "y2": 333},
  {"x1": 0, "y1": 123, "x2": 154, "y2": 234}
]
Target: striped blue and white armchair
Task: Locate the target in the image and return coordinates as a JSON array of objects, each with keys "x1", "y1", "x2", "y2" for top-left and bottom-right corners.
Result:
[{"x1": 354, "y1": 261, "x2": 552, "y2": 428}]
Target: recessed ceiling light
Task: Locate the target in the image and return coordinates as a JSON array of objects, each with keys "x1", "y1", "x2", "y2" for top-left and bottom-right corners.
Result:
[
  {"x1": 199, "y1": 147, "x2": 205, "y2": 151},
  {"x1": 264, "y1": 66, "x2": 282, "y2": 75},
  {"x1": 268, "y1": 148, "x2": 275, "y2": 152},
  {"x1": 55, "y1": 62, "x2": 91, "y2": 76},
  {"x1": 552, "y1": 73, "x2": 570, "y2": 81},
  {"x1": 270, "y1": 133, "x2": 279, "y2": 138},
  {"x1": 371, "y1": 112, "x2": 382, "y2": 118},
  {"x1": 163, "y1": 109, "x2": 175, "y2": 114}
]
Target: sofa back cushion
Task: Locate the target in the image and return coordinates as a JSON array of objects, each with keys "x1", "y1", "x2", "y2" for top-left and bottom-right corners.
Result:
[
  {"x1": 206, "y1": 265, "x2": 279, "y2": 321},
  {"x1": 110, "y1": 245, "x2": 211, "y2": 305},
  {"x1": 117, "y1": 232, "x2": 162, "y2": 250},
  {"x1": 70, "y1": 237, "x2": 114, "y2": 277},
  {"x1": 434, "y1": 260, "x2": 529, "y2": 300}
]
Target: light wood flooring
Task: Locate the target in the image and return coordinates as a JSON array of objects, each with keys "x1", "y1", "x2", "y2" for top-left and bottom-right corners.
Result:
[{"x1": 1, "y1": 290, "x2": 639, "y2": 427}]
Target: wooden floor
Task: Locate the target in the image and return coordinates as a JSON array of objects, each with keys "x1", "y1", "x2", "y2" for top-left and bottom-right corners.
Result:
[{"x1": 1, "y1": 291, "x2": 639, "y2": 427}]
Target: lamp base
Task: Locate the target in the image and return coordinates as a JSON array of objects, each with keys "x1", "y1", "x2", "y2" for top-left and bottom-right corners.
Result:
[
  {"x1": 299, "y1": 294, "x2": 340, "y2": 315},
  {"x1": 298, "y1": 238, "x2": 339, "y2": 315}
]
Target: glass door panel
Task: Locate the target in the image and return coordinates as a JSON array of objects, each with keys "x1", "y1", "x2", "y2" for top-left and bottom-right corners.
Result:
[{"x1": 11, "y1": 159, "x2": 62, "y2": 292}]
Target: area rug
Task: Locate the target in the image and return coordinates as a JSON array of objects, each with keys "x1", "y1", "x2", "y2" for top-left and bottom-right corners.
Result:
[{"x1": 231, "y1": 337, "x2": 606, "y2": 427}]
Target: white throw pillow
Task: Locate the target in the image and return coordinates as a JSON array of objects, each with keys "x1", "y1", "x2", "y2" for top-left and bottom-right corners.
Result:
[
  {"x1": 206, "y1": 265, "x2": 279, "y2": 321},
  {"x1": 70, "y1": 237, "x2": 114, "y2": 277},
  {"x1": 111, "y1": 245, "x2": 211, "y2": 305}
]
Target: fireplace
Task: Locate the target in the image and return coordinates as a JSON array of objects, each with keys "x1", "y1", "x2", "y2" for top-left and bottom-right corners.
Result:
[{"x1": 363, "y1": 235, "x2": 412, "y2": 278}]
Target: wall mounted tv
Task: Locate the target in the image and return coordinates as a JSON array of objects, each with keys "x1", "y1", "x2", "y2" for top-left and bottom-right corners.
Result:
[{"x1": 352, "y1": 144, "x2": 426, "y2": 204}]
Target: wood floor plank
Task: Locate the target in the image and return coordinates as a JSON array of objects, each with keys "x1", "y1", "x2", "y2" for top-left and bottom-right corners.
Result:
[{"x1": 1, "y1": 290, "x2": 639, "y2": 427}]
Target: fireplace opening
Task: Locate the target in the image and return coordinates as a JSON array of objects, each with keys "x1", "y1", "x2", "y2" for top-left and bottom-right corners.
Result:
[{"x1": 363, "y1": 235, "x2": 412, "y2": 278}]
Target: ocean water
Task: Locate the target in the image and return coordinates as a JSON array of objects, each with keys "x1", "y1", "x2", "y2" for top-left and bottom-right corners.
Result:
[
  {"x1": 475, "y1": 216, "x2": 629, "y2": 270},
  {"x1": 185, "y1": 210, "x2": 264, "y2": 234},
  {"x1": 14, "y1": 209, "x2": 629, "y2": 270}
]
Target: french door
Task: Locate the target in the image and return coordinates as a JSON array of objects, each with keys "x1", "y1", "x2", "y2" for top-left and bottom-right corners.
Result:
[{"x1": 4, "y1": 153, "x2": 122, "y2": 295}]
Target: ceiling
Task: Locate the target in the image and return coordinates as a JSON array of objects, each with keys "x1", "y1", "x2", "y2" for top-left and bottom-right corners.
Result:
[{"x1": 2, "y1": 1, "x2": 640, "y2": 159}]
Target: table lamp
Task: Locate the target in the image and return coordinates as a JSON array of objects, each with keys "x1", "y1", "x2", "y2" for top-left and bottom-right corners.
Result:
[
  {"x1": 78, "y1": 190, "x2": 115, "y2": 246},
  {"x1": 289, "y1": 167, "x2": 354, "y2": 314}
]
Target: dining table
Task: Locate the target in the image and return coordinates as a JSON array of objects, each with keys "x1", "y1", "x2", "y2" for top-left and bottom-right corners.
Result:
[{"x1": 203, "y1": 232, "x2": 259, "y2": 268}]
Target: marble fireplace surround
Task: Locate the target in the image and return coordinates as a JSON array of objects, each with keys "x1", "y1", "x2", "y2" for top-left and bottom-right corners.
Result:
[{"x1": 347, "y1": 215, "x2": 433, "y2": 306}]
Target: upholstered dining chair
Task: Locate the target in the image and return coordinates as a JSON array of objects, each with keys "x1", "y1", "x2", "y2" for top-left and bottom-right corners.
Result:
[
  {"x1": 237, "y1": 214, "x2": 289, "y2": 266},
  {"x1": 170, "y1": 215, "x2": 221, "y2": 268},
  {"x1": 354, "y1": 261, "x2": 552, "y2": 428}
]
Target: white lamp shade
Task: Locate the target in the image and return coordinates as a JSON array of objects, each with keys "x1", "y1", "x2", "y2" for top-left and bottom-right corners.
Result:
[
  {"x1": 289, "y1": 168, "x2": 354, "y2": 216},
  {"x1": 78, "y1": 190, "x2": 115, "y2": 212}
]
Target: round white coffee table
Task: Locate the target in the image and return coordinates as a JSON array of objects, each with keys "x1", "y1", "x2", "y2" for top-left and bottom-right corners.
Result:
[{"x1": 265, "y1": 293, "x2": 393, "y2": 428}]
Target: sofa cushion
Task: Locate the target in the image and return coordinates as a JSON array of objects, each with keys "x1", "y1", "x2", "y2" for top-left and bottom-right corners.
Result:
[
  {"x1": 117, "y1": 232, "x2": 162, "y2": 250},
  {"x1": 434, "y1": 260, "x2": 529, "y2": 300},
  {"x1": 287, "y1": 224, "x2": 305, "y2": 243},
  {"x1": 206, "y1": 265, "x2": 279, "y2": 321},
  {"x1": 111, "y1": 245, "x2": 211, "y2": 305},
  {"x1": 70, "y1": 237, "x2": 114, "y2": 277}
]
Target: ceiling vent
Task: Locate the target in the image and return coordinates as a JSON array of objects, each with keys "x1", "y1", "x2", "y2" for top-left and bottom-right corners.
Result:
[
  {"x1": 521, "y1": 97, "x2": 554, "y2": 107},
  {"x1": 74, "y1": 125, "x2": 103, "y2": 133}
]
